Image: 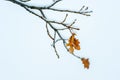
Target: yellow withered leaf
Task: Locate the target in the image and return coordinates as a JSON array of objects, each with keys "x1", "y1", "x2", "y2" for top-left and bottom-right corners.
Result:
[{"x1": 66, "y1": 33, "x2": 81, "y2": 53}]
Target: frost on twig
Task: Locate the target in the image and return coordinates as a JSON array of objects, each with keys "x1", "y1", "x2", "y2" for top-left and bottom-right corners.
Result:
[{"x1": 6, "y1": 0, "x2": 92, "y2": 69}]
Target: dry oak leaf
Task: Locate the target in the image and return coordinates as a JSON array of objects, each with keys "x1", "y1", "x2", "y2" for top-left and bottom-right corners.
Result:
[
  {"x1": 66, "y1": 33, "x2": 81, "y2": 53},
  {"x1": 81, "y1": 58, "x2": 90, "y2": 69}
]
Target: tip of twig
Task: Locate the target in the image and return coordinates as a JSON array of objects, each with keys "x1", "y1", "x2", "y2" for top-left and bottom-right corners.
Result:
[
  {"x1": 57, "y1": 55, "x2": 60, "y2": 59},
  {"x1": 77, "y1": 28, "x2": 80, "y2": 30}
]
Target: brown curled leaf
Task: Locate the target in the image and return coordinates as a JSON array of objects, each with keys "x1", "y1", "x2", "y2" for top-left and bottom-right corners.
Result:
[{"x1": 81, "y1": 58, "x2": 90, "y2": 69}]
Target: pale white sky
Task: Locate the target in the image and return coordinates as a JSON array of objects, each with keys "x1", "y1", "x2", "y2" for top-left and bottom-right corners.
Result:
[{"x1": 0, "y1": 0, "x2": 120, "y2": 80}]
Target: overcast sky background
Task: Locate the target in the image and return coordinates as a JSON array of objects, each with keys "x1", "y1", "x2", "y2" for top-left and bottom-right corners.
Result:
[{"x1": 0, "y1": 0, "x2": 120, "y2": 80}]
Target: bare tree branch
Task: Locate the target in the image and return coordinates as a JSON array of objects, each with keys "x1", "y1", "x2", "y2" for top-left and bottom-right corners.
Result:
[{"x1": 5, "y1": 0, "x2": 92, "y2": 67}]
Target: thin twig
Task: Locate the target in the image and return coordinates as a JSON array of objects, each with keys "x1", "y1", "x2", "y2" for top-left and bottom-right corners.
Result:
[
  {"x1": 23, "y1": 7, "x2": 46, "y2": 21},
  {"x1": 46, "y1": 8, "x2": 92, "y2": 16},
  {"x1": 69, "y1": 19, "x2": 77, "y2": 27},
  {"x1": 79, "y1": 5, "x2": 85, "y2": 11},
  {"x1": 61, "y1": 14, "x2": 68, "y2": 23},
  {"x1": 48, "y1": 20, "x2": 79, "y2": 30},
  {"x1": 46, "y1": 23, "x2": 54, "y2": 40},
  {"x1": 53, "y1": 31, "x2": 60, "y2": 58},
  {"x1": 71, "y1": 53, "x2": 81, "y2": 59},
  {"x1": 39, "y1": 9, "x2": 46, "y2": 18}
]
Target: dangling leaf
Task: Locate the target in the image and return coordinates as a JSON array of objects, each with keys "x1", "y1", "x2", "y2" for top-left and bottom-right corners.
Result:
[
  {"x1": 81, "y1": 58, "x2": 90, "y2": 69},
  {"x1": 66, "y1": 33, "x2": 81, "y2": 53}
]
